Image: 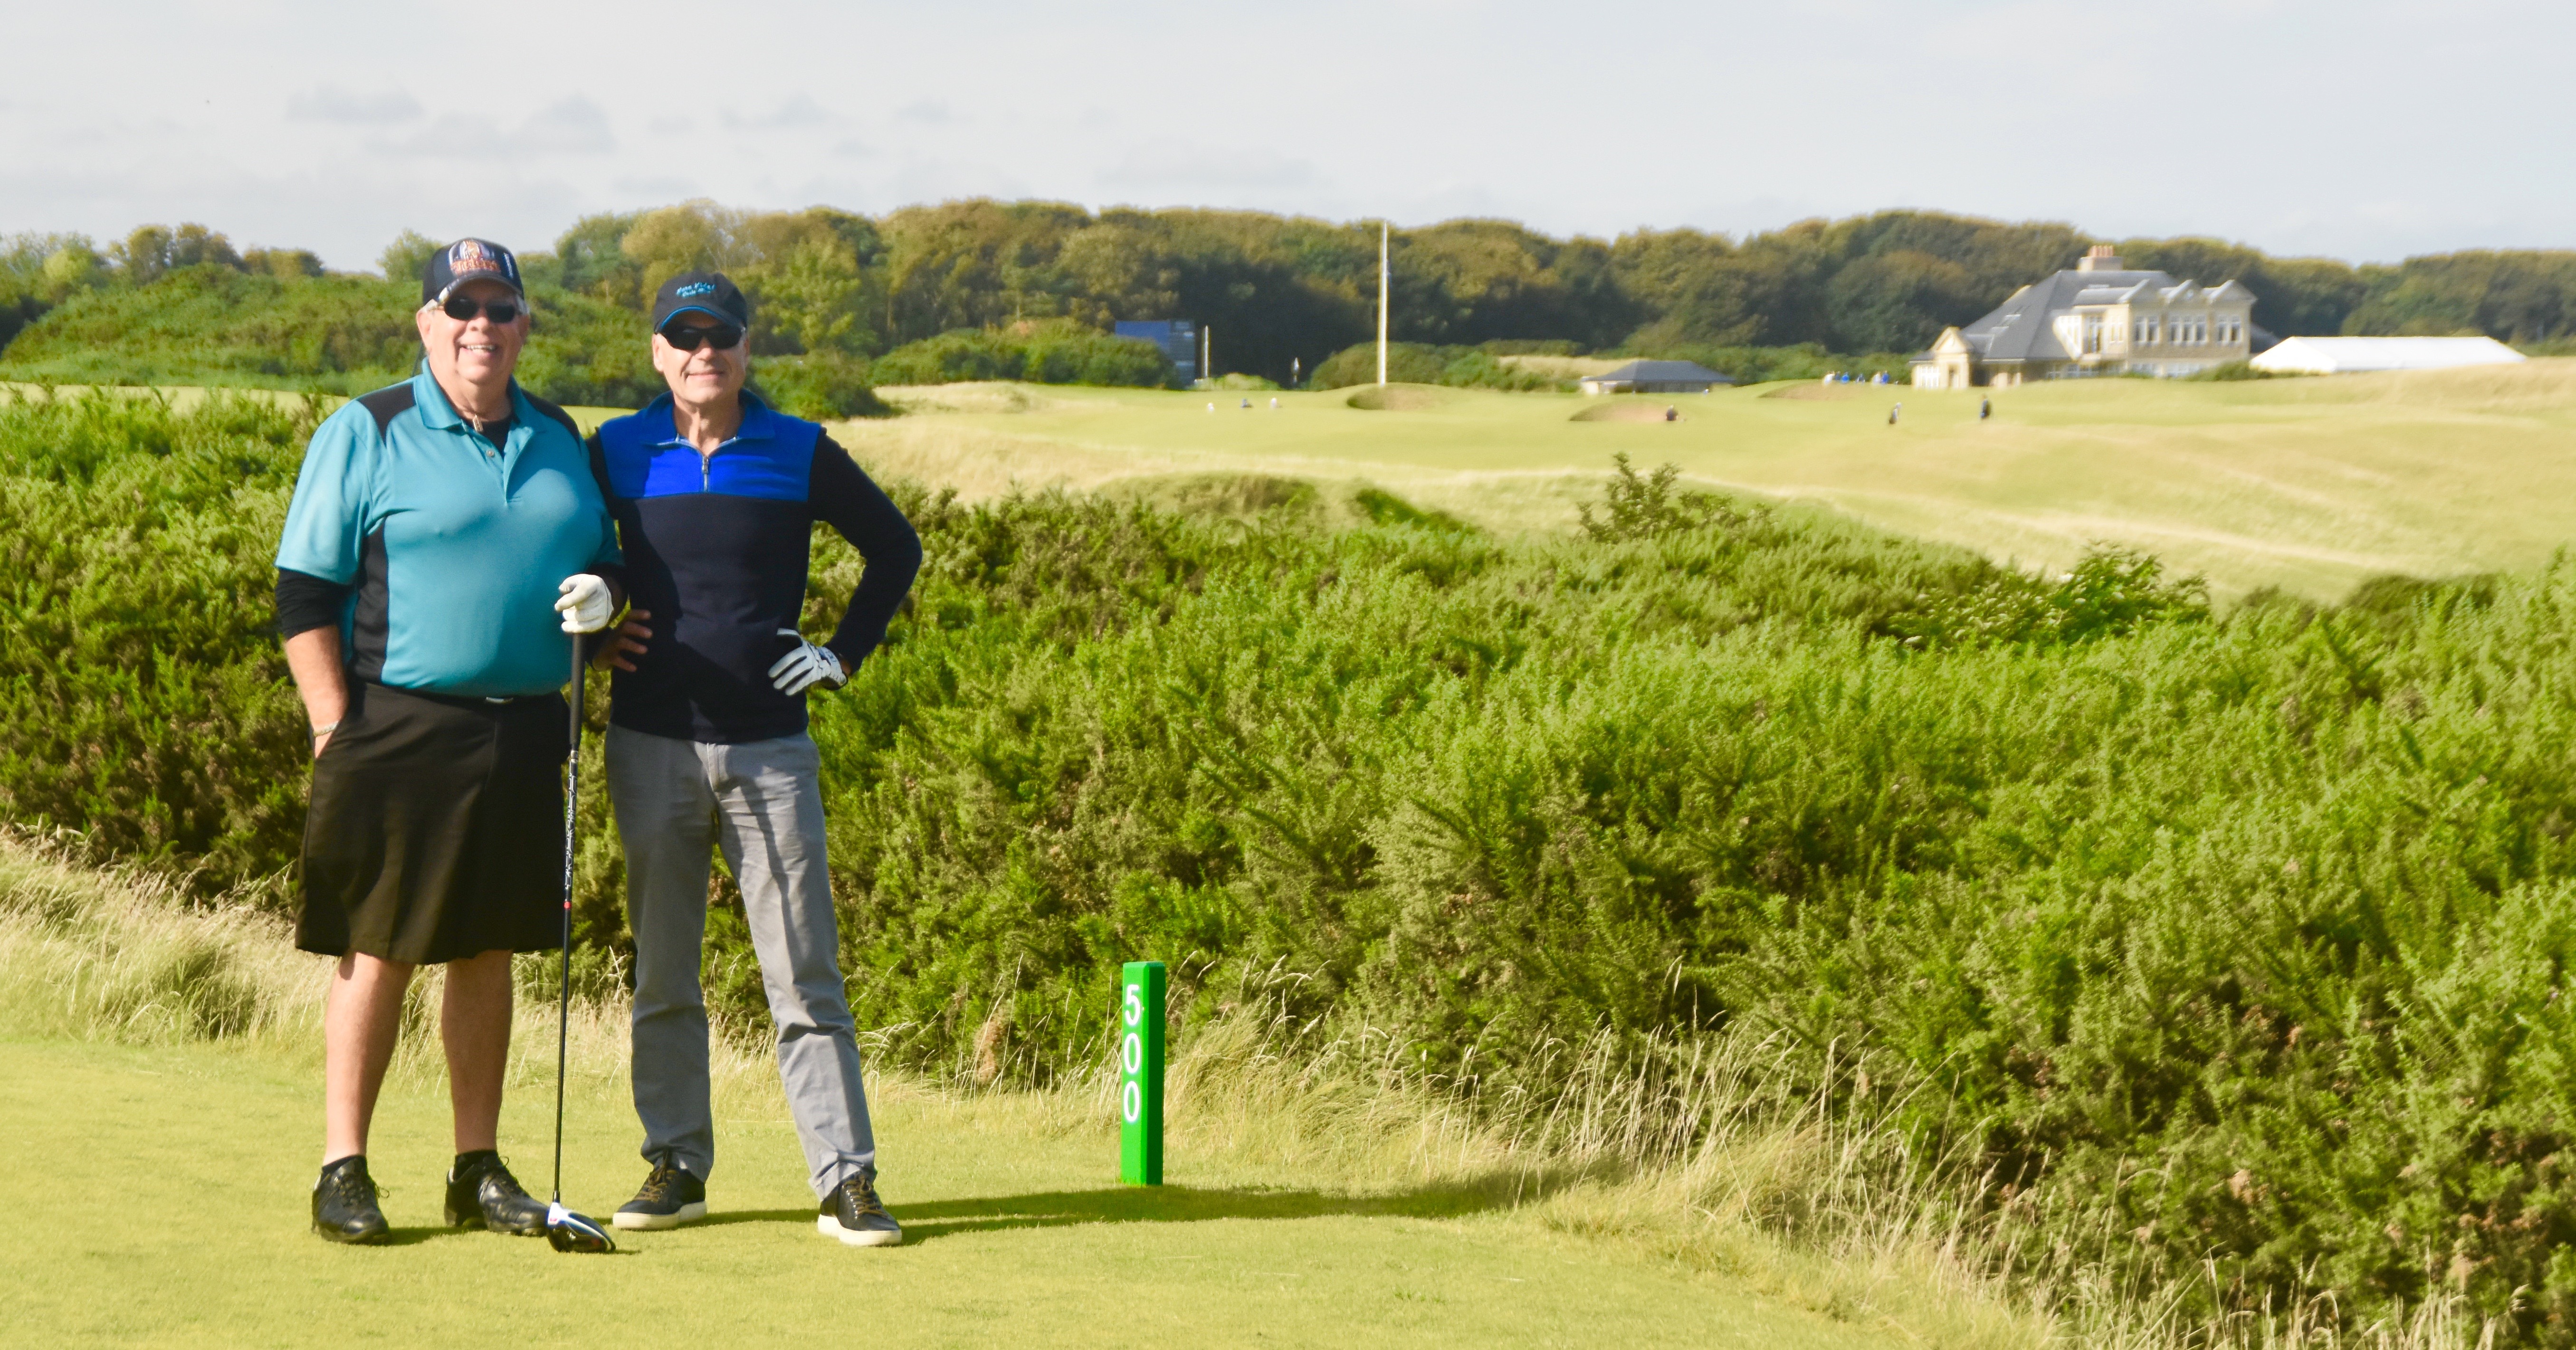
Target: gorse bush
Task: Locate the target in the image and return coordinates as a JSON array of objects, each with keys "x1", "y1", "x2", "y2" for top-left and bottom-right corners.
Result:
[
  {"x1": 1307, "y1": 341, "x2": 1564, "y2": 391},
  {"x1": 1609, "y1": 340, "x2": 1915, "y2": 385},
  {"x1": 19, "y1": 390, "x2": 2576, "y2": 1339},
  {"x1": 868, "y1": 325, "x2": 1174, "y2": 389},
  {"x1": 749, "y1": 352, "x2": 893, "y2": 420},
  {"x1": 1578, "y1": 453, "x2": 1773, "y2": 542},
  {"x1": 0, "y1": 265, "x2": 724, "y2": 409},
  {"x1": 0, "y1": 267, "x2": 421, "y2": 394},
  {"x1": 0, "y1": 392, "x2": 317, "y2": 881}
]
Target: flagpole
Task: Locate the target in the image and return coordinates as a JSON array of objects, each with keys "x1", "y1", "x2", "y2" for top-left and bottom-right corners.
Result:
[{"x1": 1376, "y1": 221, "x2": 1389, "y2": 388}]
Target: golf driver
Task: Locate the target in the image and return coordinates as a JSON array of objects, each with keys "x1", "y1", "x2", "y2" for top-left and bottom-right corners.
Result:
[{"x1": 546, "y1": 640, "x2": 616, "y2": 1255}]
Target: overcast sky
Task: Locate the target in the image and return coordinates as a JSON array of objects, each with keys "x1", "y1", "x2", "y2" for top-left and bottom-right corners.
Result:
[{"x1": 9, "y1": 0, "x2": 2572, "y2": 272}]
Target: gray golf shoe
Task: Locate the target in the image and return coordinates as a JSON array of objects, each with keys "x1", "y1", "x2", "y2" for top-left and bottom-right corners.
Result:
[{"x1": 614, "y1": 1156, "x2": 708, "y2": 1231}]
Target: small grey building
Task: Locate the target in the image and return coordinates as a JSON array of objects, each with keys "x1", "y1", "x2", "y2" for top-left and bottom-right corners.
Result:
[{"x1": 1579, "y1": 360, "x2": 1733, "y2": 395}]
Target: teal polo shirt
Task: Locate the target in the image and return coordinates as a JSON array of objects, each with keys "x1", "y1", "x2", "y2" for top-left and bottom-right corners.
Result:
[{"x1": 276, "y1": 369, "x2": 621, "y2": 698}]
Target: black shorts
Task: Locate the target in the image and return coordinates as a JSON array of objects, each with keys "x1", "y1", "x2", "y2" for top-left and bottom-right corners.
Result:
[{"x1": 296, "y1": 682, "x2": 569, "y2": 965}]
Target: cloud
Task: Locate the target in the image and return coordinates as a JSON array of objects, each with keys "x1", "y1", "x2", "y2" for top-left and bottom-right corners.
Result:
[
  {"x1": 892, "y1": 99, "x2": 953, "y2": 125},
  {"x1": 833, "y1": 139, "x2": 875, "y2": 159},
  {"x1": 1100, "y1": 145, "x2": 1318, "y2": 192},
  {"x1": 287, "y1": 86, "x2": 421, "y2": 125},
  {"x1": 369, "y1": 97, "x2": 615, "y2": 159},
  {"x1": 517, "y1": 97, "x2": 616, "y2": 154},
  {"x1": 728, "y1": 94, "x2": 833, "y2": 131},
  {"x1": 613, "y1": 175, "x2": 701, "y2": 199}
]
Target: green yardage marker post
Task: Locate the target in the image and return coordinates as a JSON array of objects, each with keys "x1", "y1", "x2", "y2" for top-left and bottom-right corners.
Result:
[{"x1": 1119, "y1": 960, "x2": 1165, "y2": 1186}]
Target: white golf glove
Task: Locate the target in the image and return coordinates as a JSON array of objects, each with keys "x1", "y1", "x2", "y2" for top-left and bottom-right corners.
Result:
[
  {"x1": 769, "y1": 629, "x2": 846, "y2": 694},
  {"x1": 555, "y1": 573, "x2": 615, "y2": 634}
]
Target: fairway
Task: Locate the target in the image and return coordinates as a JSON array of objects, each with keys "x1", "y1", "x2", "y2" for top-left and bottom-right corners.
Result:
[
  {"x1": 842, "y1": 360, "x2": 2576, "y2": 599},
  {"x1": 0, "y1": 1035, "x2": 1912, "y2": 1349}
]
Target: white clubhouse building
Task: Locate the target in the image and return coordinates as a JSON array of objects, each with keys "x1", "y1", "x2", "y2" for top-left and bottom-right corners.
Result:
[{"x1": 1912, "y1": 247, "x2": 2255, "y2": 388}]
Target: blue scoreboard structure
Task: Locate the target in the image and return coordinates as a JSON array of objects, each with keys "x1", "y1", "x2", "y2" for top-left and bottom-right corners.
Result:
[{"x1": 1114, "y1": 320, "x2": 1198, "y2": 384}]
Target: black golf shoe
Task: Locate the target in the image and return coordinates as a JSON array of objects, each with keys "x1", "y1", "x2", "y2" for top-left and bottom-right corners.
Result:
[
  {"x1": 612, "y1": 1156, "x2": 707, "y2": 1231},
  {"x1": 444, "y1": 1151, "x2": 549, "y2": 1236},
  {"x1": 313, "y1": 1155, "x2": 389, "y2": 1244},
  {"x1": 817, "y1": 1167, "x2": 902, "y2": 1247}
]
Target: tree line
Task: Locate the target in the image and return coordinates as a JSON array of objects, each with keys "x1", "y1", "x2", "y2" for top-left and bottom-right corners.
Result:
[{"x1": 7, "y1": 204, "x2": 2575, "y2": 390}]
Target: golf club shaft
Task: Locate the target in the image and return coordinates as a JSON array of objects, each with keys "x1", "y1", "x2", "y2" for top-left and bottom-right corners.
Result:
[{"x1": 555, "y1": 638, "x2": 582, "y2": 1204}]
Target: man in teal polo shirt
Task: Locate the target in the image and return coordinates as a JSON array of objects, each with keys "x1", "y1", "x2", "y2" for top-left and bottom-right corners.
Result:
[{"x1": 277, "y1": 237, "x2": 624, "y2": 1244}]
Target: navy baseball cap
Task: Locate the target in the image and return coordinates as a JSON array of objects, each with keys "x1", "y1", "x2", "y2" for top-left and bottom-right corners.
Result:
[
  {"x1": 652, "y1": 271, "x2": 751, "y2": 332},
  {"x1": 420, "y1": 237, "x2": 524, "y2": 305}
]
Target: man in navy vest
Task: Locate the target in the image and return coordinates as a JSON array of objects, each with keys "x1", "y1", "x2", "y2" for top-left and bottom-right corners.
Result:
[{"x1": 587, "y1": 273, "x2": 921, "y2": 1246}]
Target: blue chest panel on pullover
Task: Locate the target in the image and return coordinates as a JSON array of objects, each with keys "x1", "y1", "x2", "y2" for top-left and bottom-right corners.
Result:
[{"x1": 594, "y1": 396, "x2": 828, "y2": 743}]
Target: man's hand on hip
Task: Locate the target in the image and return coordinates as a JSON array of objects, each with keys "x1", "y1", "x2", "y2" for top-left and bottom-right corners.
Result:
[
  {"x1": 594, "y1": 608, "x2": 652, "y2": 672},
  {"x1": 769, "y1": 630, "x2": 846, "y2": 694}
]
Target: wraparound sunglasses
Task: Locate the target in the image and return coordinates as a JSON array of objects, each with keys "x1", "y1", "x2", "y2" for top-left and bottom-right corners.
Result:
[
  {"x1": 436, "y1": 295, "x2": 523, "y2": 324},
  {"x1": 661, "y1": 323, "x2": 744, "y2": 351}
]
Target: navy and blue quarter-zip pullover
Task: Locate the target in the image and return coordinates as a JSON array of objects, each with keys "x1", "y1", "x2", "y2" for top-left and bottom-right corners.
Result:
[{"x1": 589, "y1": 392, "x2": 921, "y2": 744}]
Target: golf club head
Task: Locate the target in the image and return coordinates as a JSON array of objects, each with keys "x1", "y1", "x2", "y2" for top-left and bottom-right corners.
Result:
[{"x1": 545, "y1": 1199, "x2": 616, "y2": 1254}]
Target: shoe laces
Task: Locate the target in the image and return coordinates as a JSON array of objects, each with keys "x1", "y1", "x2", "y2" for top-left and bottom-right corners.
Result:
[
  {"x1": 462, "y1": 1156, "x2": 528, "y2": 1199},
  {"x1": 321, "y1": 1162, "x2": 377, "y2": 1208},
  {"x1": 638, "y1": 1159, "x2": 688, "y2": 1203},
  {"x1": 486, "y1": 1167, "x2": 530, "y2": 1200},
  {"x1": 835, "y1": 1171, "x2": 887, "y2": 1218}
]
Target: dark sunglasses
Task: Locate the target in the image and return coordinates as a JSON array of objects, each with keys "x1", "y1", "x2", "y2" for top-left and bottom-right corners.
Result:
[
  {"x1": 438, "y1": 295, "x2": 523, "y2": 324},
  {"x1": 660, "y1": 323, "x2": 744, "y2": 351}
]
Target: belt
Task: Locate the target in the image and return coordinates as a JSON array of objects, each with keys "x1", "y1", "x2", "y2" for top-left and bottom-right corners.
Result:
[{"x1": 363, "y1": 680, "x2": 558, "y2": 711}]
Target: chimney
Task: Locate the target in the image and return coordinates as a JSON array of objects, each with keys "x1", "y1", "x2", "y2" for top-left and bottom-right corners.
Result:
[{"x1": 2077, "y1": 245, "x2": 2122, "y2": 273}]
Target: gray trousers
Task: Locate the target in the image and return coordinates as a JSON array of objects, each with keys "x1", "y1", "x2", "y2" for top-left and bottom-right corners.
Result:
[{"x1": 605, "y1": 725, "x2": 876, "y2": 1198}]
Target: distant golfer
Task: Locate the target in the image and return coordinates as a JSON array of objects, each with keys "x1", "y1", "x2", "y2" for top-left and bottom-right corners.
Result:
[
  {"x1": 277, "y1": 238, "x2": 624, "y2": 1244},
  {"x1": 586, "y1": 273, "x2": 921, "y2": 1246}
]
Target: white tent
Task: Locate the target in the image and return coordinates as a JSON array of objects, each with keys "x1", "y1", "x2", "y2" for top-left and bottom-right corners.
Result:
[{"x1": 2250, "y1": 335, "x2": 2527, "y2": 375}]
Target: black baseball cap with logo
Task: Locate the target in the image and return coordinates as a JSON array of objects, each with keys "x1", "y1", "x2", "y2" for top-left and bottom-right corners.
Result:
[
  {"x1": 652, "y1": 272, "x2": 751, "y2": 333},
  {"x1": 420, "y1": 238, "x2": 525, "y2": 305}
]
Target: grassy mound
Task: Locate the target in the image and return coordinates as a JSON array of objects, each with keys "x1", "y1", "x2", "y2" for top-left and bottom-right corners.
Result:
[
  {"x1": 1569, "y1": 399, "x2": 1688, "y2": 422},
  {"x1": 1762, "y1": 382, "x2": 1866, "y2": 401},
  {"x1": 1345, "y1": 383, "x2": 1456, "y2": 411},
  {"x1": 0, "y1": 264, "x2": 696, "y2": 409}
]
